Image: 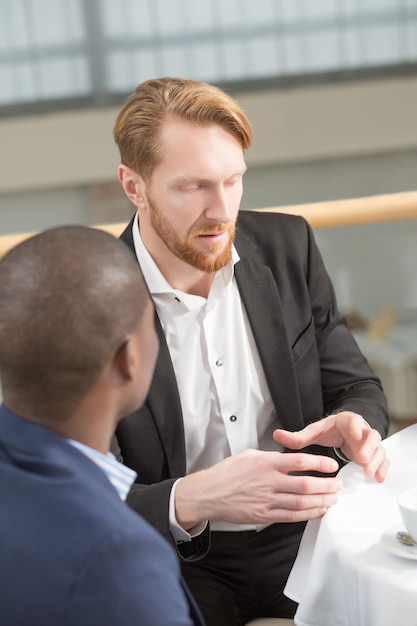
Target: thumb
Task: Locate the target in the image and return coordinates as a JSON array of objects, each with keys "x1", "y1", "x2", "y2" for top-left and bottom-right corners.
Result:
[{"x1": 273, "y1": 428, "x2": 305, "y2": 450}]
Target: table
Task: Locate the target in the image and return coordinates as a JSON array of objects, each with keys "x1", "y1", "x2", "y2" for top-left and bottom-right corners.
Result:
[{"x1": 284, "y1": 423, "x2": 417, "y2": 626}]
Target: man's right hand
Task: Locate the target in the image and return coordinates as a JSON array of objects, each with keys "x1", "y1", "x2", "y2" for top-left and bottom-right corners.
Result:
[{"x1": 174, "y1": 449, "x2": 342, "y2": 531}]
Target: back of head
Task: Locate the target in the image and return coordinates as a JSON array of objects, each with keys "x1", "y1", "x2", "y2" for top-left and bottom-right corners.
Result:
[
  {"x1": 113, "y1": 76, "x2": 253, "y2": 181},
  {"x1": 0, "y1": 226, "x2": 148, "y2": 419}
]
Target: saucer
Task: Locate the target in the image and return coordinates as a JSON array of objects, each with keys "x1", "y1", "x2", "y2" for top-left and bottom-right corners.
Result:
[{"x1": 381, "y1": 523, "x2": 417, "y2": 560}]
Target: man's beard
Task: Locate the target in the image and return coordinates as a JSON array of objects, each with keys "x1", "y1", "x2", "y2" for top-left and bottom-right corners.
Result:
[{"x1": 147, "y1": 195, "x2": 236, "y2": 272}]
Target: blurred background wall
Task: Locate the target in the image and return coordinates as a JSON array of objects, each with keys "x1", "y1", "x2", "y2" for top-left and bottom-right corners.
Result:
[{"x1": 1, "y1": 0, "x2": 417, "y2": 416}]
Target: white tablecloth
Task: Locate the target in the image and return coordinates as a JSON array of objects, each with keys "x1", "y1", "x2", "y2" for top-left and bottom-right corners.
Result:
[{"x1": 284, "y1": 423, "x2": 417, "y2": 626}]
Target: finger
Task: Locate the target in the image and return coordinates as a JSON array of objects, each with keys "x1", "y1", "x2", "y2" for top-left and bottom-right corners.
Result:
[
  {"x1": 273, "y1": 425, "x2": 323, "y2": 450},
  {"x1": 374, "y1": 457, "x2": 390, "y2": 483},
  {"x1": 354, "y1": 428, "x2": 382, "y2": 465},
  {"x1": 274, "y1": 451, "x2": 340, "y2": 475},
  {"x1": 277, "y1": 472, "x2": 343, "y2": 496},
  {"x1": 273, "y1": 428, "x2": 298, "y2": 448},
  {"x1": 269, "y1": 506, "x2": 330, "y2": 524},
  {"x1": 271, "y1": 490, "x2": 340, "y2": 511},
  {"x1": 346, "y1": 412, "x2": 371, "y2": 441},
  {"x1": 363, "y1": 444, "x2": 389, "y2": 481}
]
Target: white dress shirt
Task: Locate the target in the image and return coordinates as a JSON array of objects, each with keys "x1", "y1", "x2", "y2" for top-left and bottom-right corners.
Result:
[{"x1": 132, "y1": 214, "x2": 283, "y2": 538}]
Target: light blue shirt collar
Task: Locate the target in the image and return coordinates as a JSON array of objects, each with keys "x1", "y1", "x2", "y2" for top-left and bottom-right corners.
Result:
[{"x1": 67, "y1": 439, "x2": 137, "y2": 501}]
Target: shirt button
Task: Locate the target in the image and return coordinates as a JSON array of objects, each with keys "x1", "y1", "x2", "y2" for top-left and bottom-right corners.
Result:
[
  {"x1": 229, "y1": 415, "x2": 237, "y2": 422},
  {"x1": 216, "y1": 359, "x2": 223, "y2": 367}
]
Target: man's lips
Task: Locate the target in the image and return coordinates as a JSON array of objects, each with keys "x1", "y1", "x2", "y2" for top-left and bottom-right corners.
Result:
[
  {"x1": 196, "y1": 232, "x2": 229, "y2": 246},
  {"x1": 192, "y1": 223, "x2": 232, "y2": 238}
]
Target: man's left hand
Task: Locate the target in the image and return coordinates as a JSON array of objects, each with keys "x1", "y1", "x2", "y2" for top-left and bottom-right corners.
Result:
[{"x1": 273, "y1": 411, "x2": 389, "y2": 483}]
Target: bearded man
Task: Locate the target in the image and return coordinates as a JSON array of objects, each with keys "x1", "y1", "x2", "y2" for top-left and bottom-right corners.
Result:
[{"x1": 112, "y1": 76, "x2": 390, "y2": 626}]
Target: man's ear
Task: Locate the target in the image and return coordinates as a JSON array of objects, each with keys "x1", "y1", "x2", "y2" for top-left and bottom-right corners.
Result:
[
  {"x1": 111, "y1": 338, "x2": 135, "y2": 386},
  {"x1": 110, "y1": 336, "x2": 145, "y2": 419},
  {"x1": 118, "y1": 165, "x2": 147, "y2": 210}
]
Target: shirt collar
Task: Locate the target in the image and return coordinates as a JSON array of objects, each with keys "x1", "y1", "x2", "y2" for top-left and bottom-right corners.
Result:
[{"x1": 67, "y1": 439, "x2": 137, "y2": 501}]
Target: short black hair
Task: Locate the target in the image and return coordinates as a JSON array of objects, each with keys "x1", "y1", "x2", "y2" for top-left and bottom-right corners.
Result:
[{"x1": 0, "y1": 225, "x2": 148, "y2": 418}]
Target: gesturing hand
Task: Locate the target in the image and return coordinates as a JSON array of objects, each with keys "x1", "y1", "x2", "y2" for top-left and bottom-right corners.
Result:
[
  {"x1": 273, "y1": 411, "x2": 389, "y2": 483},
  {"x1": 175, "y1": 448, "x2": 343, "y2": 531}
]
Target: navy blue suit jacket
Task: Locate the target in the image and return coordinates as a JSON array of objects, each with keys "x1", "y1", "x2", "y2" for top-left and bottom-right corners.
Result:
[{"x1": 0, "y1": 405, "x2": 203, "y2": 626}]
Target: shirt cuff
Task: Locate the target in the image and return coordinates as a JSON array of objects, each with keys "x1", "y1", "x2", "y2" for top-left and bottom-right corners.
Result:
[
  {"x1": 169, "y1": 478, "x2": 208, "y2": 543},
  {"x1": 332, "y1": 447, "x2": 351, "y2": 463}
]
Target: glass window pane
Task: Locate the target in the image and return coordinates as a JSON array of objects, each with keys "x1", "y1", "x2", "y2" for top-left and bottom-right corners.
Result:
[
  {"x1": 130, "y1": 49, "x2": 159, "y2": 85},
  {"x1": 0, "y1": 0, "x2": 415, "y2": 113},
  {"x1": 159, "y1": 44, "x2": 189, "y2": 76},
  {"x1": 407, "y1": 20, "x2": 417, "y2": 60},
  {"x1": 247, "y1": 36, "x2": 280, "y2": 77},
  {"x1": 244, "y1": 0, "x2": 277, "y2": 26},
  {"x1": 0, "y1": 59, "x2": 37, "y2": 104},
  {"x1": 357, "y1": 0, "x2": 401, "y2": 12},
  {"x1": 217, "y1": 0, "x2": 243, "y2": 29},
  {"x1": 184, "y1": 0, "x2": 214, "y2": 31},
  {"x1": 38, "y1": 55, "x2": 89, "y2": 98},
  {"x1": 10, "y1": 62, "x2": 36, "y2": 102},
  {"x1": 107, "y1": 49, "x2": 158, "y2": 91},
  {"x1": 29, "y1": 0, "x2": 84, "y2": 46},
  {"x1": 100, "y1": 0, "x2": 153, "y2": 38},
  {"x1": 188, "y1": 42, "x2": 218, "y2": 81},
  {"x1": 282, "y1": 34, "x2": 306, "y2": 74},
  {"x1": 155, "y1": 0, "x2": 187, "y2": 35},
  {"x1": 219, "y1": 40, "x2": 247, "y2": 80},
  {"x1": 106, "y1": 51, "x2": 132, "y2": 91},
  {"x1": 343, "y1": 27, "x2": 364, "y2": 67},
  {"x1": 362, "y1": 23, "x2": 402, "y2": 65},
  {"x1": 306, "y1": 30, "x2": 341, "y2": 71},
  {"x1": 302, "y1": 0, "x2": 338, "y2": 20},
  {"x1": 1, "y1": 0, "x2": 29, "y2": 50},
  {"x1": 0, "y1": 65, "x2": 16, "y2": 103},
  {"x1": 66, "y1": 0, "x2": 85, "y2": 40},
  {"x1": 0, "y1": 8, "x2": 9, "y2": 53},
  {"x1": 340, "y1": 0, "x2": 361, "y2": 17},
  {"x1": 279, "y1": 0, "x2": 304, "y2": 23}
]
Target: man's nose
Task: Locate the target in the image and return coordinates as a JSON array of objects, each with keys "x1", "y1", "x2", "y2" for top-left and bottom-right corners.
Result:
[{"x1": 204, "y1": 186, "x2": 233, "y2": 223}]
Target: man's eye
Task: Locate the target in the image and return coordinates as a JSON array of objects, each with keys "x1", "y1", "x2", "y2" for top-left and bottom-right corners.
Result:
[
  {"x1": 183, "y1": 184, "x2": 202, "y2": 192},
  {"x1": 226, "y1": 175, "x2": 241, "y2": 186}
]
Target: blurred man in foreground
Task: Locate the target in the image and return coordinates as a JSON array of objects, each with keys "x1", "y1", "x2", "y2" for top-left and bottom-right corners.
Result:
[{"x1": 0, "y1": 225, "x2": 203, "y2": 626}]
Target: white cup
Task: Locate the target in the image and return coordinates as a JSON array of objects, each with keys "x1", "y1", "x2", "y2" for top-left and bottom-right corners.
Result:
[{"x1": 398, "y1": 486, "x2": 417, "y2": 542}]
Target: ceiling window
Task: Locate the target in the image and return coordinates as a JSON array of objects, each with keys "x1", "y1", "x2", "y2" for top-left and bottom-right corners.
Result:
[{"x1": 0, "y1": 0, "x2": 416, "y2": 115}]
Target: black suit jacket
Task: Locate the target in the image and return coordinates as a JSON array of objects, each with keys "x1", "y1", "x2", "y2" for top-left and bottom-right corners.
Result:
[{"x1": 115, "y1": 210, "x2": 389, "y2": 560}]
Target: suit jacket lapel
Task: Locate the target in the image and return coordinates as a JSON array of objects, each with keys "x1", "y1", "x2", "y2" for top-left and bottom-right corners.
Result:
[
  {"x1": 146, "y1": 314, "x2": 186, "y2": 478},
  {"x1": 120, "y1": 218, "x2": 186, "y2": 477},
  {"x1": 234, "y1": 238, "x2": 305, "y2": 431}
]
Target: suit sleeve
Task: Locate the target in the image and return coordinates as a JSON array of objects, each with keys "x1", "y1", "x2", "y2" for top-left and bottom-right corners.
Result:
[
  {"x1": 64, "y1": 526, "x2": 202, "y2": 626},
  {"x1": 111, "y1": 435, "x2": 210, "y2": 562},
  {"x1": 303, "y1": 218, "x2": 390, "y2": 436}
]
